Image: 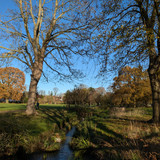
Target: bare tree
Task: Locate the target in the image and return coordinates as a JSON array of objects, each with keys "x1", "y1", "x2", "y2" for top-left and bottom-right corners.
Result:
[
  {"x1": 0, "y1": 0, "x2": 94, "y2": 115},
  {"x1": 93, "y1": 0, "x2": 160, "y2": 122}
]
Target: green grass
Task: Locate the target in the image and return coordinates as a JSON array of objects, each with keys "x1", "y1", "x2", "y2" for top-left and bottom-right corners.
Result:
[
  {"x1": 0, "y1": 104, "x2": 78, "y2": 157},
  {"x1": 0, "y1": 103, "x2": 26, "y2": 111},
  {"x1": 1, "y1": 104, "x2": 158, "y2": 160},
  {"x1": 0, "y1": 103, "x2": 66, "y2": 112}
]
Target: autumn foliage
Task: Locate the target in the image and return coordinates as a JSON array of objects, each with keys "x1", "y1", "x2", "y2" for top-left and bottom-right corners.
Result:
[
  {"x1": 112, "y1": 66, "x2": 152, "y2": 107},
  {"x1": 0, "y1": 67, "x2": 25, "y2": 102}
]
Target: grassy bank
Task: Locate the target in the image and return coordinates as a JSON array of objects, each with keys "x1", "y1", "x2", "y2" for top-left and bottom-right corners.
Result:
[
  {"x1": 0, "y1": 104, "x2": 78, "y2": 158},
  {"x1": 70, "y1": 107, "x2": 160, "y2": 160}
]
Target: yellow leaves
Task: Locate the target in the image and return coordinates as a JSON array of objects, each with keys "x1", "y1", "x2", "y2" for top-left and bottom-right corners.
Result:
[{"x1": 112, "y1": 66, "x2": 151, "y2": 107}]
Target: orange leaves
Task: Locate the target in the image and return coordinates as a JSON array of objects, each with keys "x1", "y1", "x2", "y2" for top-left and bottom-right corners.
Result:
[{"x1": 0, "y1": 67, "x2": 26, "y2": 101}]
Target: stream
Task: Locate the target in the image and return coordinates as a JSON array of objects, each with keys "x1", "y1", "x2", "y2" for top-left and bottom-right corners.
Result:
[{"x1": 25, "y1": 126, "x2": 76, "y2": 160}]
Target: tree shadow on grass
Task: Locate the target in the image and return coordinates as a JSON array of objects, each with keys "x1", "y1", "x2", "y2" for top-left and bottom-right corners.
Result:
[
  {"x1": 39, "y1": 105, "x2": 66, "y2": 110},
  {"x1": 39, "y1": 107, "x2": 68, "y2": 129},
  {"x1": 85, "y1": 117, "x2": 160, "y2": 159},
  {"x1": 0, "y1": 112, "x2": 48, "y2": 136},
  {"x1": 92, "y1": 119, "x2": 124, "y2": 139},
  {"x1": 114, "y1": 117, "x2": 150, "y2": 124},
  {"x1": 74, "y1": 123, "x2": 144, "y2": 160}
]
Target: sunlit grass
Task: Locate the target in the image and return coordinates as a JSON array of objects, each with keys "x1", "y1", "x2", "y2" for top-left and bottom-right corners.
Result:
[
  {"x1": 0, "y1": 103, "x2": 26, "y2": 111},
  {"x1": 110, "y1": 107, "x2": 152, "y2": 120}
]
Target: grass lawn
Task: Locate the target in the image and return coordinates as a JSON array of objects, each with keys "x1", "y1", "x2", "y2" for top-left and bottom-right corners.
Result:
[
  {"x1": 0, "y1": 104, "x2": 78, "y2": 158},
  {"x1": 0, "y1": 103, "x2": 26, "y2": 111}
]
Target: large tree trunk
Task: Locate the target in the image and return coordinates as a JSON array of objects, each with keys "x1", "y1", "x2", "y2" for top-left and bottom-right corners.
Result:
[
  {"x1": 147, "y1": 27, "x2": 160, "y2": 123},
  {"x1": 26, "y1": 76, "x2": 38, "y2": 115},
  {"x1": 148, "y1": 68, "x2": 160, "y2": 123},
  {"x1": 26, "y1": 62, "x2": 43, "y2": 115}
]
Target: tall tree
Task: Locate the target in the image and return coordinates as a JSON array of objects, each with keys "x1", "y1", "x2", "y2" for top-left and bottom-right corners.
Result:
[
  {"x1": 71, "y1": 85, "x2": 88, "y2": 105},
  {"x1": 112, "y1": 66, "x2": 151, "y2": 107},
  {"x1": 94, "y1": 0, "x2": 160, "y2": 122},
  {"x1": 0, "y1": 0, "x2": 93, "y2": 114},
  {"x1": 64, "y1": 90, "x2": 74, "y2": 107},
  {"x1": 94, "y1": 87, "x2": 106, "y2": 106},
  {"x1": 88, "y1": 87, "x2": 96, "y2": 106},
  {"x1": 0, "y1": 67, "x2": 25, "y2": 102}
]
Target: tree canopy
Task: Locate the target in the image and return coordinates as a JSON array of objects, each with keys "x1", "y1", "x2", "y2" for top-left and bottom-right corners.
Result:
[
  {"x1": 0, "y1": 67, "x2": 25, "y2": 102},
  {"x1": 112, "y1": 66, "x2": 151, "y2": 107},
  {"x1": 64, "y1": 85, "x2": 108, "y2": 107},
  {"x1": 93, "y1": 0, "x2": 159, "y2": 69},
  {"x1": 92, "y1": 0, "x2": 160, "y2": 122}
]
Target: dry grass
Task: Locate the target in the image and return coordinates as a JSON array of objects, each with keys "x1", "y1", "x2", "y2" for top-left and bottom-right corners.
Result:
[
  {"x1": 109, "y1": 107, "x2": 147, "y2": 119},
  {"x1": 71, "y1": 107, "x2": 160, "y2": 160}
]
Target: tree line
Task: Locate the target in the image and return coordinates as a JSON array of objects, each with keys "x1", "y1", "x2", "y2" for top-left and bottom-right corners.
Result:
[
  {"x1": 64, "y1": 84, "x2": 110, "y2": 107},
  {"x1": 64, "y1": 66, "x2": 152, "y2": 109},
  {"x1": 0, "y1": 65, "x2": 153, "y2": 109}
]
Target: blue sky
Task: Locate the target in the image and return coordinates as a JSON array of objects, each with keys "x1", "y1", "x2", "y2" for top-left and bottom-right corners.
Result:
[{"x1": 0, "y1": 0, "x2": 114, "y2": 94}]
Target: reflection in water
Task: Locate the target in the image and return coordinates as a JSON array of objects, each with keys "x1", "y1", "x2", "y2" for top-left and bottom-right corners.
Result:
[{"x1": 27, "y1": 127, "x2": 76, "y2": 160}]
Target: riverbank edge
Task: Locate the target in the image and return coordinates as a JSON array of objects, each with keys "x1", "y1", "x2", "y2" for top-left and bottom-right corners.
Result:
[
  {"x1": 0, "y1": 108, "x2": 79, "y2": 159},
  {"x1": 1, "y1": 126, "x2": 77, "y2": 160},
  {"x1": 0, "y1": 123, "x2": 77, "y2": 160}
]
